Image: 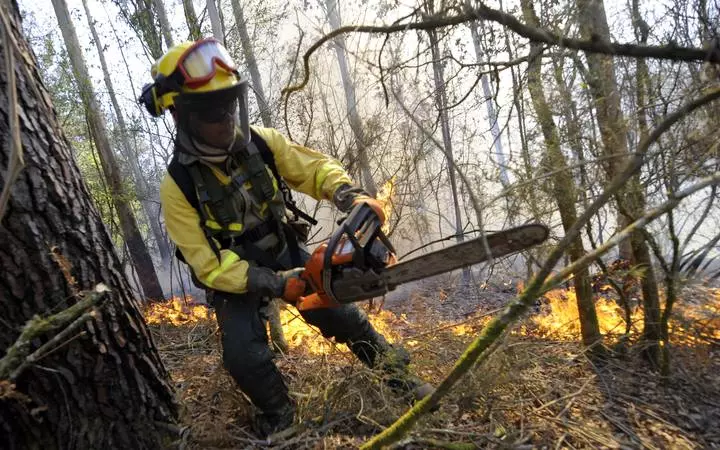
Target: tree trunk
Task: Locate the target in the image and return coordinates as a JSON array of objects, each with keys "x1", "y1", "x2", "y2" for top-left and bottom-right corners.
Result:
[
  {"x1": 82, "y1": 0, "x2": 171, "y2": 264},
  {"x1": 52, "y1": 0, "x2": 164, "y2": 301},
  {"x1": 152, "y1": 0, "x2": 174, "y2": 48},
  {"x1": 425, "y1": 22, "x2": 469, "y2": 282},
  {"x1": 183, "y1": 0, "x2": 202, "y2": 40},
  {"x1": 0, "y1": 1, "x2": 177, "y2": 447},
  {"x1": 207, "y1": 0, "x2": 224, "y2": 43},
  {"x1": 469, "y1": 22, "x2": 509, "y2": 188},
  {"x1": 521, "y1": 0, "x2": 604, "y2": 353},
  {"x1": 231, "y1": 0, "x2": 272, "y2": 127},
  {"x1": 324, "y1": 0, "x2": 378, "y2": 196},
  {"x1": 576, "y1": 0, "x2": 661, "y2": 363}
]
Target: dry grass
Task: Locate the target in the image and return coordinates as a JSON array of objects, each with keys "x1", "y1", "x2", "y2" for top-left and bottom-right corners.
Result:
[{"x1": 144, "y1": 285, "x2": 720, "y2": 449}]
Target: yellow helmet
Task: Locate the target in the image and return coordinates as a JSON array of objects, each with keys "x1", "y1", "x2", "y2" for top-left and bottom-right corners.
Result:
[{"x1": 139, "y1": 38, "x2": 241, "y2": 117}]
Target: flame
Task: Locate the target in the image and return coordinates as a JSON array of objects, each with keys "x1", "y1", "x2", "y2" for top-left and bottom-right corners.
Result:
[
  {"x1": 531, "y1": 287, "x2": 720, "y2": 347},
  {"x1": 144, "y1": 296, "x2": 210, "y2": 326},
  {"x1": 278, "y1": 307, "x2": 405, "y2": 355},
  {"x1": 532, "y1": 288, "x2": 642, "y2": 339},
  {"x1": 377, "y1": 176, "x2": 396, "y2": 233}
]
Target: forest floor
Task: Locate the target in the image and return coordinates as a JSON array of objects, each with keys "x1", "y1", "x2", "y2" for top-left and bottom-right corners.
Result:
[{"x1": 145, "y1": 278, "x2": 720, "y2": 449}]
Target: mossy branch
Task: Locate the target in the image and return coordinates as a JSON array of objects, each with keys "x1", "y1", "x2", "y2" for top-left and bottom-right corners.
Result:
[
  {"x1": 361, "y1": 87, "x2": 720, "y2": 449},
  {"x1": 0, "y1": 284, "x2": 110, "y2": 380}
]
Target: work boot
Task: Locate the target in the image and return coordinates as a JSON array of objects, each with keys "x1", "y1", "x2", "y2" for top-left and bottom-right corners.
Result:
[
  {"x1": 252, "y1": 401, "x2": 296, "y2": 438},
  {"x1": 385, "y1": 372, "x2": 436, "y2": 403},
  {"x1": 348, "y1": 328, "x2": 435, "y2": 404}
]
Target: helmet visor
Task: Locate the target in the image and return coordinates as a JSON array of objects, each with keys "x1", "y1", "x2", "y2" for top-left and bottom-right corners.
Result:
[
  {"x1": 175, "y1": 81, "x2": 251, "y2": 149},
  {"x1": 178, "y1": 39, "x2": 237, "y2": 89}
]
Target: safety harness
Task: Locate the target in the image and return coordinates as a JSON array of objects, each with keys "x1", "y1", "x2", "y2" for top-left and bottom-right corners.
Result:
[{"x1": 168, "y1": 130, "x2": 316, "y2": 271}]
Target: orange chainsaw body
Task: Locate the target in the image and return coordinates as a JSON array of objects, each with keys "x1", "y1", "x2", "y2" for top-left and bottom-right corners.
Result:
[{"x1": 294, "y1": 204, "x2": 396, "y2": 311}]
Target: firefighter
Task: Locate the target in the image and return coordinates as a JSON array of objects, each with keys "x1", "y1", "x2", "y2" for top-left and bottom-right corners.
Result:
[{"x1": 139, "y1": 38, "x2": 433, "y2": 436}]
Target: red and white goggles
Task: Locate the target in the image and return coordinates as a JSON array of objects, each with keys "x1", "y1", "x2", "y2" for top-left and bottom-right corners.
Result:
[{"x1": 177, "y1": 38, "x2": 238, "y2": 89}]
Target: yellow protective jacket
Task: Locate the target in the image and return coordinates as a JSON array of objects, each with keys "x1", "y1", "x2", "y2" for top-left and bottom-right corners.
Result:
[{"x1": 160, "y1": 126, "x2": 352, "y2": 294}]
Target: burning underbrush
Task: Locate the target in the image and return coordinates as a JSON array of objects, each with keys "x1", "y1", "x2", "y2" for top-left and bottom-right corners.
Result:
[{"x1": 143, "y1": 286, "x2": 720, "y2": 449}]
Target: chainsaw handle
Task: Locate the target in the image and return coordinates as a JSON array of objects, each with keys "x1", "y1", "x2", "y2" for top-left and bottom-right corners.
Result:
[
  {"x1": 297, "y1": 292, "x2": 339, "y2": 311},
  {"x1": 283, "y1": 277, "x2": 307, "y2": 304}
]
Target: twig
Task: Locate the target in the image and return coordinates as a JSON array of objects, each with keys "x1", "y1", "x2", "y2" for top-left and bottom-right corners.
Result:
[
  {"x1": 404, "y1": 307, "x2": 504, "y2": 340},
  {"x1": 392, "y1": 88, "x2": 495, "y2": 271},
  {"x1": 0, "y1": 284, "x2": 110, "y2": 380},
  {"x1": 10, "y1": 313, "x2": 92, "y2": 380},
  {"x1": 281, "y1": 5, "x2": 720, "y2": 98},
  {"x1": 532, "y1": 375, "x2": 596, "y2": 414},
  {"x1": 360, "y1": 87, "x2": 720, "y2": 450},
  {"x1": 0, "y1": 5, "x2": 25, "y2": 221}
]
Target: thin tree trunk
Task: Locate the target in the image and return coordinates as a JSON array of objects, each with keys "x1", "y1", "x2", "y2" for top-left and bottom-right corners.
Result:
[
  {"x1": 231, "y1": 0, "x2": 272, "y2": 127},
  {"x1": 521, "y1": 0, "x2": 604, "y2": 353},
  {"x1": 577, "y1": 0, "x2": 661, "y2": 364},
  {"x1": 0, "y1": 2, "x2": 177, "y2": 446},
  {"x1": 183, "y1": 0, "x2": 202, "y2": 40},
  {"x1": 52, "y1": 0, "x2": 164, "y2": 301},
  {"x1": 82, "y1": 0, "x2": 171, "y2": 264},
  {"x1": 469, "y1": 22, "x2": 509, "y2": 188},
  {"x1": 324, "y1": 0, "x2": 378, "y2": 196},
  {"x1": 207, "y1": 0, "x2": 224, "y2": 43},
  {"x1": 153, "y1": 0, "x2": 174, "y2": 48},
  {"x1": 425, "y1": 23, "x2": 469, "y2": 282}
]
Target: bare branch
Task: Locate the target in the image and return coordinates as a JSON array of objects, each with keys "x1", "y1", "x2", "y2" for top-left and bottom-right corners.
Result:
[
  {"x1": 361, "y1": 86, "x2": 720, "y2": 449},
  {"x1": 0, "y1": 285, "x2": 110, "y2": 380},
  {"x1": 281, "y1": 3, "x2": 720, "y2": 97}
]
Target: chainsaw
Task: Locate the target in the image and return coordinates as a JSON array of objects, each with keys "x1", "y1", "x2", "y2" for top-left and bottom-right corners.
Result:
[{"x1": 288, "y1": 204, "x2": 549, "y2": 311}]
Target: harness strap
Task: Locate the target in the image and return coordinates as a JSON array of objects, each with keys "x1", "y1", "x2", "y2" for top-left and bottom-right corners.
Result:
[
  {"x1": 240, "y1": 141, "x2": 286, "y2": 225},
  {"x1": 252, "y1": 130, "x2": 318, "y2": 226},
  {"x1": 188, "y1": 163, "x2": 235, "y2": 227}
]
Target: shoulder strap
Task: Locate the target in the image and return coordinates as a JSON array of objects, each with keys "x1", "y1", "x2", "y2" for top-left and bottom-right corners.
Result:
[
  {"x1": 167, "y1": 155, "x2": 199, "y2": 211},
  {"x1": 167, "y1": 155, "x2": 223, "y2": 263},
  {"x1": 250, "y1": 130, "x2": 318, "y2": 226}
]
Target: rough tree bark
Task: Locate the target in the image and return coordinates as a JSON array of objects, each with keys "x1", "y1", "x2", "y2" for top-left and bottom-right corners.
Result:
[
  {"x1": 324, "y1": 0, "x2": 378, "y2": 196},
  {"x1": 521, "y1": 0, "x2": 604, "y2": 353},
  {"x1": 52, "y1": 0, "x2": 164, "y2": 300},
  {"x1": 576, "y1": 0, "x2": 662, "y2": 363},
  {"x1": 0, "y1": 1, "x2": 177, "y2": 447},
  {"x1": 82, "y1": 0, "x2": 172, "y2": 264}
]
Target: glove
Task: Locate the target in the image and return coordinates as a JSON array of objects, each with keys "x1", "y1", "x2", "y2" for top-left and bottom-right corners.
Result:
[
  {"x1": 246, "y1": 266, "x2": 306, "y2": 302},
  {"x1": 333, "y1": 184, "x2": 386, "y2": 225},
  {"x1": 351, "y1": 196, "x2": 386, "y2": 225}
]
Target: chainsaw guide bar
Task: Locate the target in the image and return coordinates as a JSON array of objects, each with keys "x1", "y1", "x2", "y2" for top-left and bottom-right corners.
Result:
[{"x1": 329, "y1": 223, "x2": 550, "y2": 304}]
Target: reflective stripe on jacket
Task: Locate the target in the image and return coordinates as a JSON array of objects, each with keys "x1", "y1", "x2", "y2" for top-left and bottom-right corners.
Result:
[{"x1": 160, "y1": 126, "x2": 352, "y2": 294}]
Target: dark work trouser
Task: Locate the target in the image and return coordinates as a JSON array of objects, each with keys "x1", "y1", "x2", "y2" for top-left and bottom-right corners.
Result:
[{"x1": 212, "y1": 291, "x2": 402, "y2": 415}]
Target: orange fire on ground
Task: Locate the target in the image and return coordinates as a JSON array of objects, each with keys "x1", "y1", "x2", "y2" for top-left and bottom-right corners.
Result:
[
  {"x1": 530, "y1": 286, "x2": 720, "y2": 346},
  {"x1": 531, "y1": 287, "x2": 642, "y2": 340},
  {"x1": 144, "y1": 296, "x2": 211, "y2": 326},
  {"x1": 277, "y1": 307, "x2": 405, "y2": 355}
]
